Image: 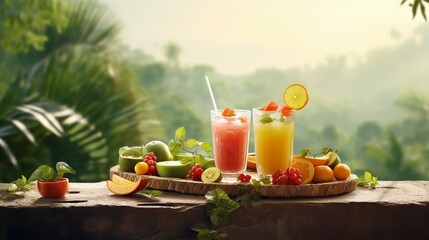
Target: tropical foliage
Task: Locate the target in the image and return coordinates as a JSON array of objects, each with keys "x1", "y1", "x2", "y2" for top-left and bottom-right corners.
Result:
[{"x1": 0, "y1": 0, "x2": 160, "y2": 181}]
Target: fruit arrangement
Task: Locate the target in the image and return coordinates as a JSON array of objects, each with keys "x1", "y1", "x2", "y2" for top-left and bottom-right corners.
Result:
[
  {"x1": 290, "y1": 148, "x2": 352, "y2": 184},
  {"x1": 109, "y1": 83, "x2": 356, "y2": 199}
]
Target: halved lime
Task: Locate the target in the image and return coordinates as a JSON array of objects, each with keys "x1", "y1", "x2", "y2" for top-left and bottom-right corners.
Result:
[
  {"x1": 120, "y1": 146, "x2": 143, "y2": 157},
  {"x1": 201, "y1": 167, "x2": 222, "y2": 183}
]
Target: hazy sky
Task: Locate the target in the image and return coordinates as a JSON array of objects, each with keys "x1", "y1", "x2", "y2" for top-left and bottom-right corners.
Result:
[{"x1": 100, "y1": 0, "x2": 424, "y2": 74}]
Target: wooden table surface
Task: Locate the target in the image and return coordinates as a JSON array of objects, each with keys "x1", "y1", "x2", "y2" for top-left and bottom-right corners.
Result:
[{"x1": 1, "y1": 181, "x2": 428, "y2": 240}]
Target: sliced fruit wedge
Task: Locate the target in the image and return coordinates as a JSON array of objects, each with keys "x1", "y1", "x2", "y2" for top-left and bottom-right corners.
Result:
[
  {"x1": 291, "y1": 158, "x2": 315, "y2": 184},
  {"x1": 247, "y1": 153, "x2": 256, "y2": 169},
  {"x1": 107, "y1": 176, "x2": 148, "y2": 195},
  {"x1": 261, "y1": 101, "x2": 279, "y2": 111},
  {"x1": 292, "y1": 155, "x2": 329, "y2": 166},
  {"x1": 111, "y1": 174, "x2": 134, "y2": 185},
  {"x1": 222, "y1": 108, "x2": 236, "y2": 117}
]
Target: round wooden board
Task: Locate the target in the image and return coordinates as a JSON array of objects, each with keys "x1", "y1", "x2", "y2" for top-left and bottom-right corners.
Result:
[{"x1": 110, "y1": 165, "x2": 358, "y2": 198}]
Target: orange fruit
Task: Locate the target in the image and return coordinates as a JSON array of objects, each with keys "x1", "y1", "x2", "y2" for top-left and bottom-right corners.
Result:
[
  {"x1": 292, "y1": 155, "x2": 328, "y2": 166},
  {"x1": 283, "y1": 84, "x2": 309, "y2": 110},
  {"x1": 312, "y1": 165, "x2": 334, "y2": 183},
  {"x1": 291, "y1": 158, "x2": 314, "y2": 184},
  {"x1": 247, "y1": 153, "x2": 256, "y2": 169},
  {"x1": 333, "y1": 163, "x2": 351, "y2": 180},
  {"x1": 134, "y1": 162, "x2": 149, "y2": 175}
]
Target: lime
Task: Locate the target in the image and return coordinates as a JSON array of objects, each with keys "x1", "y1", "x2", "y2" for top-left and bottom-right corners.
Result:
[
  {"x1": 201, "y1": 167, "x2": 222, "y2": 183},
  {"x1": 119, "y1": 146, "x2": 142, "y2": 157},
  {"x1": 202, "y1": 159, "x2": 216, "y2": 170},
  {"x1": 142, "y1": 140, "x2": 173, "y2": 161},
  {"x1": 325, "y1": 151, "x2": 341, "y2": 169},
  {"x1": 283, "y1": 84, "x2": 309, "y2": 110}
]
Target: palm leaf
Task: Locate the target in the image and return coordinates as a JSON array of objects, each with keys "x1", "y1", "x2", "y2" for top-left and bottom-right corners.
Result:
[
  {"x1": 10, "y1": 119, "x2": 37, "y2": 146},
  {"x1": 0, "y1": 138, "x2": 18, "y2": 168},
  {"x1": 15, "y1": 105, "x2": 63, "y2": 137}
]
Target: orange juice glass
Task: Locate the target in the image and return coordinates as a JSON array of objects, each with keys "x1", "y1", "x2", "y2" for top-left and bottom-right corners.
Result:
[
  {"x1": 252, "y1": 108, "x2": 295, "y2": 179},
  {"x1": 211, "y1": 109, "x2": 251, "y2": 176}
]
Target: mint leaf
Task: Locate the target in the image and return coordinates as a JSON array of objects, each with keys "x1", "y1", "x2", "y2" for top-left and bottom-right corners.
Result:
[
  {"x1": 235, "y1": 194, "x2": 252, "y2": 209},
  {"x1": 364, "y1": 171, "x2": 372, "y2": 182},
  {"x1": 169, "y1": 127, "x2": 213, "y2": 162},
  {"x1": 191, "y1": 223, "x2": 228, "y2": 240},
  {"x1": 208, "y1": 208, "x2": 229, "y2": 227},
  {"x1": 184, "y1": 138, "x2": 198, "y2": 148},
  {"x1": 205, "y1": 188, "x2": 239, "y2": 227},
  {"x1": 260, "y1": 177, "x2": 271, "y2": 185},
  {"x1": 298, "y1": 148, "x2": 311, "y2": 157},
  {"x1": 138, "y1": 189, "x2": 163, "y2": 198},
  {"x1": 260, "y1": 113, "x2": 273, "y2": 124},
  {"x1": 358, "y1": 171, "x2": 378, "y2": 189},
  {"x1": 200, "y1": 142, "x2": 212, "y2": 152},
  {"x1": 168, "y1": 139, "x2": 182, "y2": 156},
  {"x1": 175, "y1": 126, "x2": 186, "y2": 142}
]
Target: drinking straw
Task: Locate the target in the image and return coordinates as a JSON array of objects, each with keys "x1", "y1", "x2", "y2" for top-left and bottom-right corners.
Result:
[{"x1": 205, "y1": 76, "x2": 218, "y2": 111}]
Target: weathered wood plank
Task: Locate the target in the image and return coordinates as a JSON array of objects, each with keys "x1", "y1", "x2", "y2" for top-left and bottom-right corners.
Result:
[{"x1": 1, "y1": 181, "x2": 429, "y2": 240}]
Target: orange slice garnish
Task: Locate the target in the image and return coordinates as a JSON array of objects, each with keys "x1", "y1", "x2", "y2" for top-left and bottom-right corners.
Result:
[{"x1": 283, "y1": 84, "x2": 309, "y2": 110}]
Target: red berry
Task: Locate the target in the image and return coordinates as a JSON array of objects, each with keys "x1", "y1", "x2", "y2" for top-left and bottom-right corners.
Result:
[
  {"x1": 195, "y1": 168, "x2": 203, "y2": 175},
  {"x1": 244, "y1": 175, "x2": 252, "y2": 182},
  {"x1": 293, "y1": 178, "x2": 302, "y2": 185},
  {"x1": 287, "y1": 167, "x2": 296, "y2": 175},
  {"x1": 147, "y1": 160, "x2": 155, "y2": 166},
  {"x1": 237, "y1": 174, "x2": 245, "y2": 182}
]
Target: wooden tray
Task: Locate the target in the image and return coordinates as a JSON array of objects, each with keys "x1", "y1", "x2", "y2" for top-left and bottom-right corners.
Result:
[{"x1": 110, "y1": 165, "x2": 358, "y2": 198}]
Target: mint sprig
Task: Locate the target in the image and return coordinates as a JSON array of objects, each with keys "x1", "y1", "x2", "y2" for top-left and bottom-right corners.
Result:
[
  {"x1": 357, "y1": 171, "x2": 378, "y2": 189},
  {"x1": 205, "y1": 188, "x2": 239, "y2": 227},
  {"x1": 260, "y1": 113, "x2": 274, "y2": 124},
  {"x1": 168, "y1": 126, "x2": 212, "y2": 166},
  {"x1": 298, "y1": 147, "x2": 337, "y2": 157},
  {"x1": 7, "y1": 175, "x2": 35, "y2": 195}
]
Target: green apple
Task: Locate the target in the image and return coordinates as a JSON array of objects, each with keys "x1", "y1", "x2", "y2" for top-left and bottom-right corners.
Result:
[{"x1": 142, "y1": 140, "x2": 173, "y2": 161}]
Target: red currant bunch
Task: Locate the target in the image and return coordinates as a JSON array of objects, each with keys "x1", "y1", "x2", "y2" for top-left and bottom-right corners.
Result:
[
  {"x1": 237, "y1": 173, "x2": 252, "y2": 183},
  {"x1": 143, "y1": 152, "x2": 158, "y2": 175},
  {"x1": 272, "y1": 167, "x2": 302, "y2": 185},
  {"x1": 189, "y1": 164, "x2": 203, "y2": 181}
]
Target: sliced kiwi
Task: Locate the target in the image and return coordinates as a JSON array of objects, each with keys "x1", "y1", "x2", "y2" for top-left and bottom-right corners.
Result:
[{"x1": 201, "y1": 167, "x2": 222, "y2": 183}]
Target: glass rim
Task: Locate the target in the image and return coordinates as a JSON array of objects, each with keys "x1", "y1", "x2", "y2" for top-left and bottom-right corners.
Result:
[
  {"x1": 211, "y1": 109, "x2": 251, "y2": 114},
  {"x1": 252, "y1": 107, "x2": 296, "y2": 113}
]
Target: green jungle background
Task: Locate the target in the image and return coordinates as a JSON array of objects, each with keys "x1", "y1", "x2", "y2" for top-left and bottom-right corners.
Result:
[{"x1": 1, "y1": 0, "x2": 428, "y2": 182}]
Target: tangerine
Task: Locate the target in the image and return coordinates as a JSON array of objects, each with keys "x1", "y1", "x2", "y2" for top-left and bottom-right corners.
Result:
[
  {"x1": 312, "y1": 165, "x2": 334, "y2": 183},
  {"x1": 291, "y1": 158, "x2": 314, "y2": 184},
  {"x1": 333, "y1": 163, "x2": 351, "y2": 180},
  {"x1": 134, "y1": 162, "x2": 149, "y2": 175}
]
